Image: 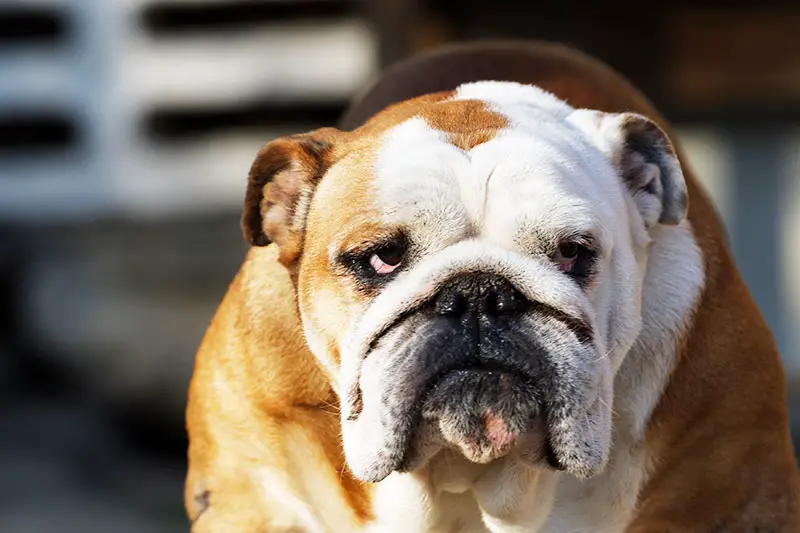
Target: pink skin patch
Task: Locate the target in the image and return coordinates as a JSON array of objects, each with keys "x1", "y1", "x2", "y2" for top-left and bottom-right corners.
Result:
[
  {"x1": 556, "y1": 256, "x2": 576, "y2": 272},
  {"x1": 370, "y1": 253, "x2": 401, "y2": 275},
  {"x1": 554, "y1": 241, "x2": 584, "y2": 272},
  {"x1": 482, "y1": 410, "x2": 517, "y2": 450}
]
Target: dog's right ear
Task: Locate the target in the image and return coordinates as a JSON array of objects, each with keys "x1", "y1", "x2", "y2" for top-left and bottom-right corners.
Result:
[
  {"x1": 242, "y1": 128, "x2": 343, "y2": 258},
  {"x1": 568, "y1": 110, "x2": 687, "y2": 229}
]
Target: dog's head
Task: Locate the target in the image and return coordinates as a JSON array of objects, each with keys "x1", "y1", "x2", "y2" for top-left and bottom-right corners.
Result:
[{"x1": 242, "y1": 82, "x2": 687, "y2": 482}]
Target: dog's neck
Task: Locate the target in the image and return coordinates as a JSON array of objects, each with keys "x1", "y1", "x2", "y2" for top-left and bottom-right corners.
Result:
[{"x1": 366, "y1": 221, "x2": 705, "y2": 533}]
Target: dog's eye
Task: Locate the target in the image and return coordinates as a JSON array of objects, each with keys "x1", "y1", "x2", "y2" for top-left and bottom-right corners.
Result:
[
  {"x1": 553, "y1": 242, "x2": 582, "y2": 272},
  {"x1": 551, "y1": 238, "x2": 597, "y2": 286},
  {"x1": 336, "y1": 234, "x2": 408, "y2": 285},
  {"x1": 369, "y1": 241, "x2": 405, "y2": 275}
]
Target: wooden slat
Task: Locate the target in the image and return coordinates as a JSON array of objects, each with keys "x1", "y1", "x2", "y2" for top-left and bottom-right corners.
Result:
[
  {"x1": 0, "y1": 5, "x2": 67, "y2": 46},
  {"x1": 0, "y1": 113, "x2": 76, "y2": 152},
  {"x1": 122, "y1": 20, "x2": 376, "y2": 108},
  {"x1": 145, "y1": 100, "x2": 347, "y2": 138}
]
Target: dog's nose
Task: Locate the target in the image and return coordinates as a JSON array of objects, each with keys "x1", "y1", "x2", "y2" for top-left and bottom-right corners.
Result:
[{"x1": 433, "y1": 273, "x2": 529, "y2": 318}]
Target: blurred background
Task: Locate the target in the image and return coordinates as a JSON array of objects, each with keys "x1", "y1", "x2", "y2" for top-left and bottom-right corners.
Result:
[{"x1": 0, "y1": 0, "x2": 798, "y2": 531}]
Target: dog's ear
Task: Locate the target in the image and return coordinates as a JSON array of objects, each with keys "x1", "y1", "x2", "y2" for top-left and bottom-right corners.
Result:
[
  {"x1": 242, "y1": 127, "x2": 343, "y2": 256},
  {"x1": 569, "y1": 110, "x2": 688, "y2": 228}
]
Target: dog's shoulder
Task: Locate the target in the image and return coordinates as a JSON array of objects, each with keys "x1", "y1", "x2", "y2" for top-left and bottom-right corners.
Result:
[{"x1": 186, "y1": 245, "x2": 372, "y2": 531}]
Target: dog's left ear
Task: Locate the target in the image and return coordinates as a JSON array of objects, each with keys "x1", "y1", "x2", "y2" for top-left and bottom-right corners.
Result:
[
  {"x1": 569, "y1": 110, "x2": 688, "y2": 228},
  {"x1": 241, "y1": 127, "x2": 343, "y2": 260}
]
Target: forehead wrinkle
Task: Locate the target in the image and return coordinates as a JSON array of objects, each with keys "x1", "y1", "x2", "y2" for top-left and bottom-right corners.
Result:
[
  {"x1": 501, "y1": 104, "x2": 630, "y2": 237},
  {"x1": 372, "y1": 99, "x2": 510, "y2": 242},
  {"x1": 471, "y1": 124, "x2": 617, "y2": 252},
  {"x1": 371, "y1": 87, "x2": 624, "y2": 258},
  {"x1": 456, "y1": 151, "x2": 497, "y2": 234}
]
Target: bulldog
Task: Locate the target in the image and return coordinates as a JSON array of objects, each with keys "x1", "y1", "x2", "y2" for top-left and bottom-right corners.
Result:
[{"x1": 185, "y1": 41, "x2": 800, "y2": 532}]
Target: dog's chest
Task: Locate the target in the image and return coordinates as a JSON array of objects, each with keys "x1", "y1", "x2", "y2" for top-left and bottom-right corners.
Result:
[
  {"x1": 364, "y1": 441, "x2": 645, "y2": 533},
  {"x1": 365, "y1": 459, "x2": 490, "y2": 533},
  {"x1": 543, "y1": 432, "x2": 646, "y2": 532},
  {"x1": 367, "y1": 478, "x2": 486, "y2": 533}
]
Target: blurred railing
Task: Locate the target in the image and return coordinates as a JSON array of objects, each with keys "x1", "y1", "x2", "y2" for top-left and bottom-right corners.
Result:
[{"x1": 0, "y1": 0, "x2": 377, "y2": 221}]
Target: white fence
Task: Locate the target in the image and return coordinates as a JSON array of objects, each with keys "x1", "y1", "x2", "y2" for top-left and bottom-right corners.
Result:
[{"x1": 0, "y1": 0, "x2": 377, "y2": 220}]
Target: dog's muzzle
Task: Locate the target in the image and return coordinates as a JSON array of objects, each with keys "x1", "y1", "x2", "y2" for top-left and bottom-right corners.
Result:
[
  {"x1": 411, "y1": 273, "x2": 552, "y2": 466},
  {"x1": 343, "y1": 271, "x2": 608, "y2": 482}
]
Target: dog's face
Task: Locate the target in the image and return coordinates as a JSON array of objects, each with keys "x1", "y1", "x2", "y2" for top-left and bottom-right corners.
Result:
[{"x1": 242, "y1": 82, "x2": 687, "y2": 482}]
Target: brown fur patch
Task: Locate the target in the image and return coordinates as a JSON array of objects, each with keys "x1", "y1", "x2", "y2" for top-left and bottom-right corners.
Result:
[
  {"x1": 419, "y1": 99, "x2": 507, "y2": 150},
  {"x1": 349, "y1": 91, "x2": 506, "y2": 151}
]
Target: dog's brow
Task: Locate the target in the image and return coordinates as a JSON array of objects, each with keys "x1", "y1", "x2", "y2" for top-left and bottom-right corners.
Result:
[{"x1": 480, "y1": 165, "x2": 497, "y2": 226}]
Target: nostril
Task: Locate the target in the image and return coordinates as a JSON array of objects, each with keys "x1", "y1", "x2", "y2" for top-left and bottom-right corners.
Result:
[
  {"x1": 435, "y1": 289, "x2": 468, "y2": 317},
  {"x1": 433, "y1": 275, "x2": 528, "y2": 318},
  {"x1": 490, "y1": 287, "x2": 528, "y2": 316}
]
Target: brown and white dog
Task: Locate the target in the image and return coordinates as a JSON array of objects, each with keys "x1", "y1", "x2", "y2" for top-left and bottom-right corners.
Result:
[{"x1": 185, "y1": 41, "x2": 800, "y2": 532}]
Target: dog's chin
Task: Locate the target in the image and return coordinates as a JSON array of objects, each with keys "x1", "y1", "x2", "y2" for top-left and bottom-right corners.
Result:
[{"x1": 400, "y1": 367, "x2": 550, "y2": 471}]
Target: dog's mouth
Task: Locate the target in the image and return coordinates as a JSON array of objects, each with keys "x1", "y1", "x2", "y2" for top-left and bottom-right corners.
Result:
[{"x1": 341, "y1": 311, "x2": 609, "y2": 482}]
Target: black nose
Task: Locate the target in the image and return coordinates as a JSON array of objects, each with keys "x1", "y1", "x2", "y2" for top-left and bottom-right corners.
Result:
[{"x1": 433, "y1": 273, "x2": 529, "y2": 318}]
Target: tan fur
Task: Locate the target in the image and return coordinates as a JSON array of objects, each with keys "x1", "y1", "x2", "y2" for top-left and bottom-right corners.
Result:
[
  {"x1": 186, "y1": 41, "x2": 800, "y2": 532},
  {"x1": 186, "y1": 246, "x2": 372, "y2": 531}
]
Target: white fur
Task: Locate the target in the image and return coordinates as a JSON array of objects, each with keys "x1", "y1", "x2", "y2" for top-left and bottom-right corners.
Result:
[
  {"x1": 366, "y1": 466, "x2": 487, "y2": 533},
  {"x1": 318, "y1": 81, "x2": 705, "y2": 531},
  {"x1": 256, "y1": 469, "x2": 326, "y2": 533},
  {"x1": 454, "y1": 82, "x2": 573, "y2": 119},
  {"x1": 545, "y1": 221, "x2": 703, "y2": 532}
]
